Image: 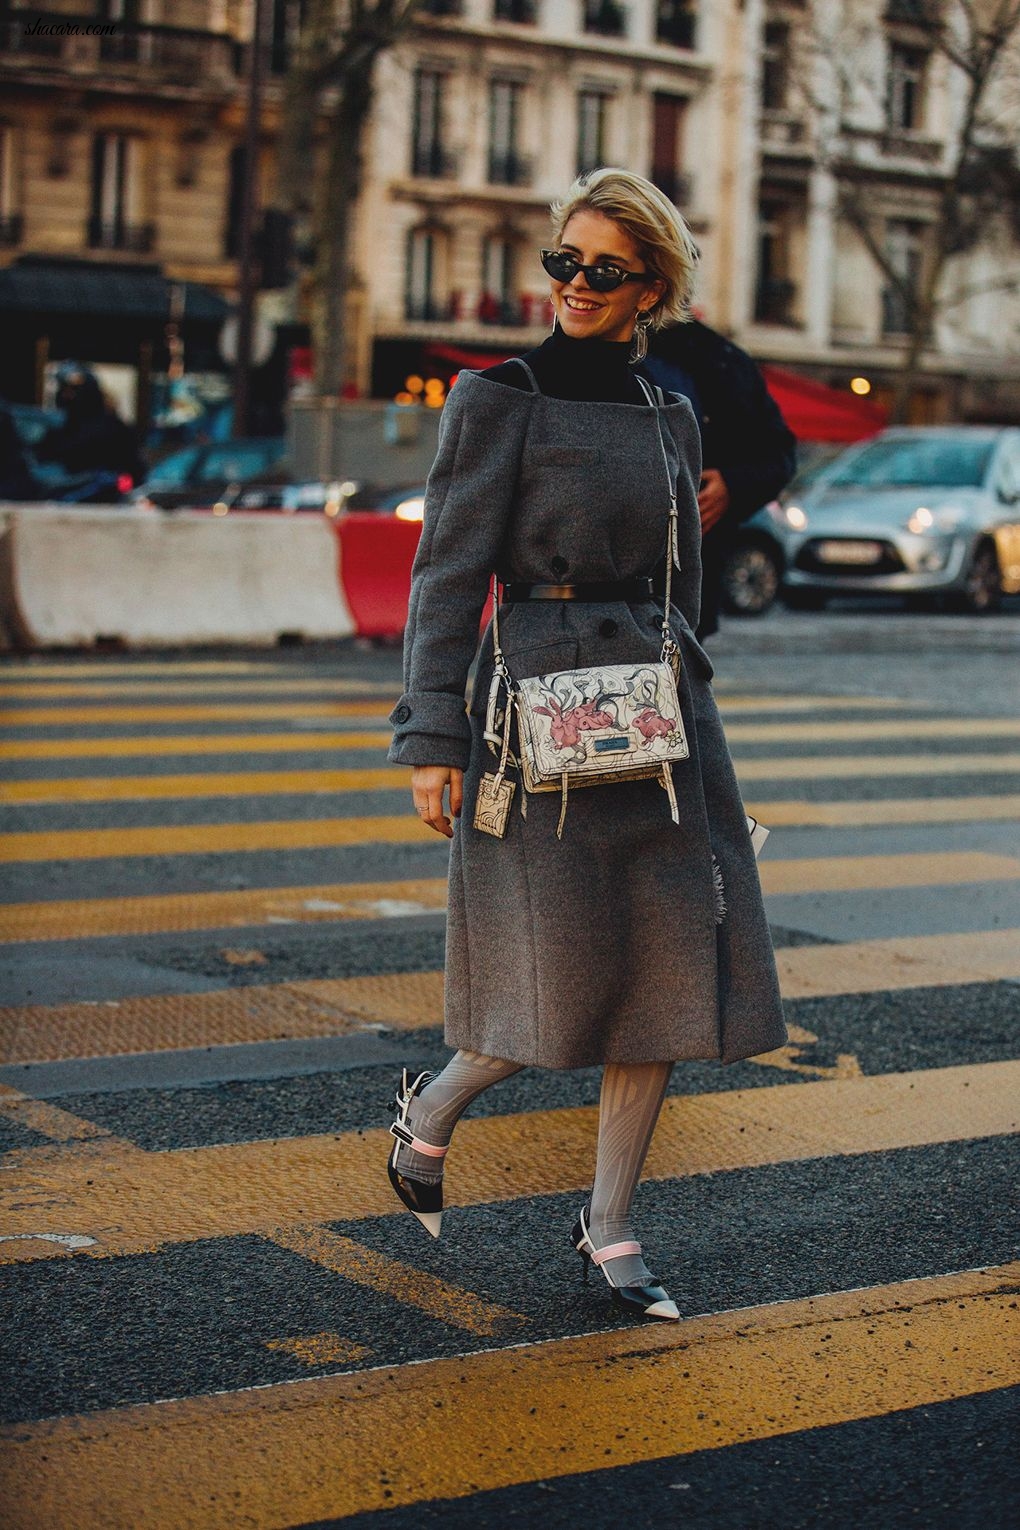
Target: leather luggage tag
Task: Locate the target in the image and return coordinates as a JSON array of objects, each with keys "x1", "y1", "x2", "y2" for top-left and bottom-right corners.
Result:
[{"x1": 474, "y1": 773, "x2": 515, "y2": 838}]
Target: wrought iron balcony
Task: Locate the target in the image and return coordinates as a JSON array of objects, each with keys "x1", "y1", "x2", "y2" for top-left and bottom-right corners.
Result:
[
  {"x1": 754, "y1": 277, "x2": 797, "y2": 325},
  {"x1": 1, "y1": 14, "x2": 238, "y2": 77},
  {"x1": 656, "y1": 1, "x2": 696, "y2": 50},
  {"x1": 405, "y1": 296, "x2": 455, "y2": 323},
  {"x1": 487, "y1": 151, "x2": 533, "y2": 187},
  {"x1": 419, "y1": 0, "x2": 464, "y2": 14},
  {"x1": 86, "y1": 217, "x2": 156, "y2": 254},
  {"x1": 584, "y1": 0, "x2": 627, "y2": 37},
  {"x1": 0, "y1": 213, "x2": 24, "y2": 247},
  {"x1": 411, "y1": 144, "x2": 460, "y2": 180}
]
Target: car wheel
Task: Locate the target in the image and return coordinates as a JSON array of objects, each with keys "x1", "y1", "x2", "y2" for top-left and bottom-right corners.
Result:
[
  {"x1": 953, "y1": 541, "x2": 1002, "y2": 614},
  {"x1": 720, "y1": 540, "x2": 782, "y2": 616},
  {"x1": 783, "y1": 588, "x2": 828, "y2": 611}
]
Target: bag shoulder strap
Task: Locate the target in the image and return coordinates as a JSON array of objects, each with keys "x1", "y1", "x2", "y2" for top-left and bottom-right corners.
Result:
[{"x1": 505, "y1": 357, "x2": 541, "y2": 394}]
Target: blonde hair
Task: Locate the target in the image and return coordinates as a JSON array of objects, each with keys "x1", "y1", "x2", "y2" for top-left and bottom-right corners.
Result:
[{"x1": 549, "y1": 167, "x2": 698, "y2": 327}]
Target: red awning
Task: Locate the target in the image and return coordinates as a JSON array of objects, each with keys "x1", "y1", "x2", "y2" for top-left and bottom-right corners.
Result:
[
  {"x1": 426, "y1": 344, "x2": 886, "y2": 444},
  {"x1": 761, "y1": 364, "x2": 886, "y2": 443}
]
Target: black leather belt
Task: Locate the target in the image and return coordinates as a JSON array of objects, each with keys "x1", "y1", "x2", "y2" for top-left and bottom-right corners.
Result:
[{"x1": 502, "y1": 577, "x2": 653, "y2": 603}]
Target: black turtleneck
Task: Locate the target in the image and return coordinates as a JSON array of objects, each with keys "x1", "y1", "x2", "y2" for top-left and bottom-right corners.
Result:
[{"x1": 481, "y1": 328, "x2": 647, "y2": 405}]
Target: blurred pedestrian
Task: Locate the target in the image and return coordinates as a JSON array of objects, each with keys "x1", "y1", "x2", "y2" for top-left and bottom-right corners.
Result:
[
  {"x1": 643, "y1": 319, "x2": 797, "y2": 640},
  {"x1": 36, "y1": 362, "x2": 142, "y2": 482},
  {"x1": 387, "y1": 169, "x2": 786, "y2": 1323}
]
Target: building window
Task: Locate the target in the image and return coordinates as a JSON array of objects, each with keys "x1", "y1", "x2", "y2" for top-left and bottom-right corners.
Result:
[
  {"x1": 656, "y1": 0, "x2": 696, "y2": 50},
  {"x1": 883, "y1": 218, "x2": 925, "y2": 334},
  {"x1": 761, "y1": 22, "x2": 790, "y2": 111},
  {"x1": 88, "y1": 132, "x2": 152, "y2": 252},
  {"x1": 480, "y1": 235, "x2": 520, "y2": 324},
  {"x1": 412, "y1": 69, "x2": 455, "y2": 179},
  {"x1": 577, "y1": 91, "x2": 608, "y2": 176},
  {"x1": 650, "y1": 94, "x2": 689, "y2": 206},
  {"x1": 754, "y1": 200, "x2": 797, "y2": 324},
  {"x1": 887, "y1": 44, "x2": 927, "y2": 131},
  {"x1": 493, "y1": 0, "x2": 538, "y2": 21},
  {"x1": 0, "y1": 125, "x2": 22, "y2": 247},
  {"x1": 583, "y1": 0, "x2": 626, "y2": 37},
  {"x1": 488, "y1": 80, "x2": 530, "y2": 185},
  {"x1": 406, "y1": 227, "x2": 446, "y2": 322}
]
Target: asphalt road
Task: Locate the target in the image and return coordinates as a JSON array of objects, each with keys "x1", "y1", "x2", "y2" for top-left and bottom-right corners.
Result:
[{"x1": 0, "y1": 604, "x2": 1018, "y2": 1529}]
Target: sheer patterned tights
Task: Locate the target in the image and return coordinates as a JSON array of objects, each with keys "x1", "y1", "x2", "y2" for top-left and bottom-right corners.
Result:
[{"x1": 393, "y1": 1051, "x2": 672, "y2": 1288}]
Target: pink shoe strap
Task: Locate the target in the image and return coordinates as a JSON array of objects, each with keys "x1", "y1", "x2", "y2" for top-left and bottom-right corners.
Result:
[
  {"x1": 592, "y1": 1240, "x2": 642, "y2": 1266},
  {"x1": 409, "y1": 1135, "x2": 447, "y2": 1158}
]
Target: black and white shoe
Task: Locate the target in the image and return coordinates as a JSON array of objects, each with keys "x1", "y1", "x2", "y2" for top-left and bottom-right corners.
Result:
[
  {"x1": 570, "y1": 1205, "x2": 679, "y2": 1321},
  {"x1": 387, "y1": 1069, "x2": 447, "y2": 1239}
]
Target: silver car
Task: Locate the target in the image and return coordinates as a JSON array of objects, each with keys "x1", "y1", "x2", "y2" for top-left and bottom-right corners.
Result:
[{"x1": 772, "y1": 427, "x2": 1020, "y2": 613}]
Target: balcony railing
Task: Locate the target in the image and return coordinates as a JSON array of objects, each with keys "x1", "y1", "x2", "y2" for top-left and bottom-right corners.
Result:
[
  {"x1": 1, "y1": 15, "x2": 238, "y2": 77},
  {"x1": 487, "y1": 151, "x2": 533, "y2": 187},
  {"x1": 656, "y1": 2, "x2": 696, "y2": 49},
  {"x1": 584, "y1": 0, "x2": 626, "y2": 37},
  {"x1": 650, "y1": 169, "x2": 693, "y2": 207},
  {"x1": 410, "y1": 144, "x2": 460, "y2": 179},
  {"x1": 882, "y1": 286, "x2": 915, "y2": 335},
  {"x1": 0, "y1": 213, "x2": 24, "y2": 247},
  {"x1": 754, "y1": 277, "x2": 797, "y2": 325},
  {"x1": 419, "y1": 0, "x2": 464, "y2": 13},
  {"x1": 493, "y1": 0, "x2": 538, "y2": 23},
  {"x1": 86, "y1": 217, "x2": 156, "y2": 254},
  {"x1": 880, "y1": 131, "x2": 941, "y2": 163},
  {"x1": 405, "y1": 296, "x2": 456, "y2": 323}
]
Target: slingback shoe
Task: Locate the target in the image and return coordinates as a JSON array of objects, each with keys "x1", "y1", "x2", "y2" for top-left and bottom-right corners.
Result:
[
  {"x1": 570, "y1": 1206, "x2": 679, "y2": 1321},
  {"x1": 387, "y1": 1068, "x2": 447, "y2": 1238}
]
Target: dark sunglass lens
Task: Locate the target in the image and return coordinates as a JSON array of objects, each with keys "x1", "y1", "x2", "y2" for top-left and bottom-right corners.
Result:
[
  {"x1": 587, "y1": 265, "x2": 626, "y2": 292},
  {"x1": 542, "y1": 250, "x2": 578, "y2": 282}
]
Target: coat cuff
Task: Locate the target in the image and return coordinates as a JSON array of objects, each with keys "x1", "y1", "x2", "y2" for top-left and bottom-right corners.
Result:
[{"x1": 387, "y1": 691, "x2": 472, "y2": 770}]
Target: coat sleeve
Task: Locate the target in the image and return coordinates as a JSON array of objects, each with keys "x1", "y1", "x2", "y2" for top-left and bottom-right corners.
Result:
[{"x1": 388, "y1": 374, "x2": 534, "y2": 769}]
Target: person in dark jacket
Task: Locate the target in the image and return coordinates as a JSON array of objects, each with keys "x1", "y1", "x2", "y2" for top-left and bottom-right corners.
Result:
[
  {"x1": 643, "y1": 319, "x2": 797, "y2": 640},
  {"x1": 35, "y1": 362, "x2": 142, "y2": 482}
]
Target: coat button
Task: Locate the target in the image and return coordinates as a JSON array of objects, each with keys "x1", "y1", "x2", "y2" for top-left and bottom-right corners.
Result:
[
  {"x1": 393, "y1": 704, "x2": 411, "y2": 723},
  {"x1": 550, "y1": 555, "x2": 569, "y2": 577},
  {"x1": 599, "y1": 619, "x2": 618, "y2": 638}
]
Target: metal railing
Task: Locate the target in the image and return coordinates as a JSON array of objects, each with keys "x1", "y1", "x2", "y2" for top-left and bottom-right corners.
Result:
[
  {"x1": 493, "y1": 0, "x2": 538, "y2": 23},
  {"x1": 754, "y1": 277, "x2": 797, "y2": 325},
  {"x1": 583, "y1": 0, "x2": 627, "y2": 37},
  {"x1": 655, "y1": 2, "x2": 696, "y2": 49},
  {"x1": 410, "y1": 144, "x2": 460, "y2": 179},
  {"x1": 1, "y1": 15, "x2": 238, "y2": 76},
  {"x1": 86, "y1": 217, "x2": 156, "y2": 254},
  {"x1": 487, "y1": 151, "x2": 533, "y2": 187}
]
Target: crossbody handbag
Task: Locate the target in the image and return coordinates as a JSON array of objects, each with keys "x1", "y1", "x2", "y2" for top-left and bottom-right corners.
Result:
[{"x1": 477, "y1": 370, "x2": 689, "y2": 839}]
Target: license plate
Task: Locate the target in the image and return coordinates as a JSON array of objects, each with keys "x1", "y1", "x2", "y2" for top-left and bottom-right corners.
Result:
[{"x1": 816, "y1": 540, "x2": 883, "y2": 565}]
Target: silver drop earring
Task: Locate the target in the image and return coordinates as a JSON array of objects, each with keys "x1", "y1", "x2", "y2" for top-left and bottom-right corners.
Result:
[{"x1": 629, "y1": 310, "x2": 652, "y2": 365}]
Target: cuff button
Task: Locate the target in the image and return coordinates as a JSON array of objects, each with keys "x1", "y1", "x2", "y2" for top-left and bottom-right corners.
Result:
[{"x1": 393, "y1": 704, "x2": 411, "y2": 723}]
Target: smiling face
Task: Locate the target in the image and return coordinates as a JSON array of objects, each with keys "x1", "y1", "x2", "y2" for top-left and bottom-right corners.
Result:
[{"x1": 548, "y1": 208, "x2": 666, "y2": 344}]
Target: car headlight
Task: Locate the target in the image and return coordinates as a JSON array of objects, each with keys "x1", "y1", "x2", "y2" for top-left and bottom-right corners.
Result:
[
  {"x1": 394, "y1": 496, "x2": 425, "y2": 522},
  {"x1": 782, "y1": 504, "x2": 808, "y2": 530},
  {"x1": 906, "y1": 506, "x2": 933, "y2": 534},
  {"x1": 905, "y1": 504, "x2": 966, "y2": 535}
]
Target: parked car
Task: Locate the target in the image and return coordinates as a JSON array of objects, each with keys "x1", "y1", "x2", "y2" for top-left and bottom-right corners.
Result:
[
  {"x1": 773, "y1": 426, "x2": 1020, "y2": 613},
  {"x1": 718, "y1": 445, "x2": 846, "y2": 617},
  {"x1": 131, "y1": 437, "x2": 286, "y2": 510}
]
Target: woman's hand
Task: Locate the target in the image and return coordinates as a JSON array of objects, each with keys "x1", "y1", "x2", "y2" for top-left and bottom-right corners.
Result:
[{"x1": 411, "y1": 766, "x2": 464, "y2": 839}]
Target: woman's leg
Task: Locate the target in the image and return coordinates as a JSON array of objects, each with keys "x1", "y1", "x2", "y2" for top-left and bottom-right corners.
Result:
[
  {"x1": 587, "y1": 1060, "x2": 672, "y2": 1287},
  {"x1": 392, "y1": 1050, "x2": 523, "y2": 1182}
]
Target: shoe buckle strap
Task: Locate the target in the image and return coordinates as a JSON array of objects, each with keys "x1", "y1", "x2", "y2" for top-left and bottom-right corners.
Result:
[
  {"x1": 389, "y1": 1120, "x2": 448, "y2": 1158},
  {"x1": 591, "y1": 1240, "x2": 642, "y2": 1267}
]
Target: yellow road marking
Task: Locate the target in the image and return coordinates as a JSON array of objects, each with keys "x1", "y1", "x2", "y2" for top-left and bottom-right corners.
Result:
[
  {"x1": 2, "y1": 929, "x2": 1018, "y2": 1066},
  {"x1": 1, "y1": 1264, "x2": 1015, "y2": 1527},
  {"x1": 0, "y1": 701, "x2": 394, "y2": 726},
  {"x1": 0, "y1": 1085, "x2": 111, "y2": 1142},
  {"x1": 3, "y1": 851, "x2": 1017, "y2": 942},
  {"x1": 734, "y1": 751, "x2": 1020, "y2": 780},
  {"x1": 0, "y1": 1061, "x2": 1014, "y2": 1264},
  {"x1": 0, "y1": 731, "x2": 393, "y2": 760},
  {"x1": 269, "y1": 1226, "x2": 525, "y2": 1337},
  {"x1": 0, "y1": 878, "x2": 448, "y2": 943},
  {"x1": 0, "y1": 662, "x2": 289, "y2": 678},
  {"x1": 0, "y1": 814, "x2": 434, "y2": 862},
  {"x1": 0, "y1": 767, "x2": 410, "y2": 803},
  {"x1": 749, "y1": 1022, "x2": 862, "y2": 1080},
  {"x1": 264, "y1": 1332, "x2": 372, "y2": 1368},
  {"x1": 726, "y1": 718, "x2": 1020, "y2": 742},
  {"x1": 3, "y1": 764, "x2": 1016, "y2": 829},
  {"x1": 0, "y1": 680, "x2": 395, "y2": 700}
]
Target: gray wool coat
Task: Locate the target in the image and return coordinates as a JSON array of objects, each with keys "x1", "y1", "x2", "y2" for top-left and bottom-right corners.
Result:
[{"x1": 388, "y1": 368, "x2": 787, "y2": 1068}]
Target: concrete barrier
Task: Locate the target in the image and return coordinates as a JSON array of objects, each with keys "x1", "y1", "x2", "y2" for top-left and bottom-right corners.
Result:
[{"x1": 0, "y1": 507, "x2": 355, "y2": 648}]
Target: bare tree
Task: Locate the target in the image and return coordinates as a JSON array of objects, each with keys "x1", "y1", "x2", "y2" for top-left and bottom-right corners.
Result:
[
  {"x1": 274, "y1": 0, "x2": 421, "y2": 396},
  {"x1": 799, "y1": 0, "x2": 1020, "y2": 420}
]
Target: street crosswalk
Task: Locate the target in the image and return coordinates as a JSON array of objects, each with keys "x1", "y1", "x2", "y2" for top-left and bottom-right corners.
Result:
[{"x1": 0, "y1": 654, "x2": 1018, "y2": 1529}]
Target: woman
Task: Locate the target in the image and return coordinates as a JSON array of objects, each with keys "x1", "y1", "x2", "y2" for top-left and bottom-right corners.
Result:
[{"x1": 387, "y1": 168, "x2": 786, "y2": 1321}]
